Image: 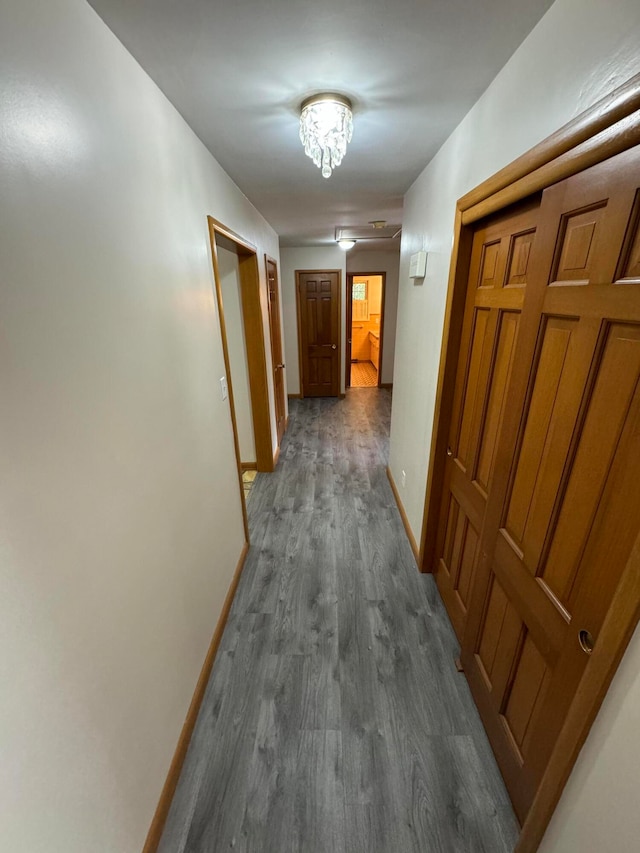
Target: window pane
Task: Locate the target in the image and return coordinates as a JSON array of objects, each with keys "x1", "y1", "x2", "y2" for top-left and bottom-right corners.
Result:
[{"x1": 353, "y1": 283, "x2": 366, "y2": 301}]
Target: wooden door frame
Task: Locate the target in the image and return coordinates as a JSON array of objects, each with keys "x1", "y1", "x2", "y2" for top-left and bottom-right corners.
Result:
[
  {"x1": 295, "y1": 269, "x2": 342, "y2": 398},
  {"x1": 345, "y1": 276, "x2": 353, "y2": 388},
  {"x1": 265, "y1": 254, "x2": 286, "y2": 448},
  {"x1": 345, "y1": 272, "x2": 387, "y2": 388},
  {"x1": 208, "y1": 217, "x2": 274, "y2": 514},
  {"x1": 417, "y1": 73, "x2": 640, "y2": 852}
]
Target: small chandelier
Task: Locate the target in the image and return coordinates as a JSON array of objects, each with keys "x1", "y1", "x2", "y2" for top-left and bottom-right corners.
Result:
[{"x1": 299, "y1": 93, "x2": 353, "y2": 179}]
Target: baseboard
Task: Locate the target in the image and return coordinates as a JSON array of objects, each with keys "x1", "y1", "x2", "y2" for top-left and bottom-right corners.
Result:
[
  {"x1": 380, "y1": 382, "x2": 393, "y2": 391},
  {"x1": 287, "y1": 393, "x2": 301, "y2": 399},
  {"x1": 273, "y1": 444, "x2": 280, "y2": 467},
  {"x1": 386, "y1": 467, "x2": 419, "y2": 566},
  {"x1": 241, "y1": 462, "x2": 257, "y2": 471},
  {"x1": 142, "y1": 541, "x2": 249, "y2": 853}
]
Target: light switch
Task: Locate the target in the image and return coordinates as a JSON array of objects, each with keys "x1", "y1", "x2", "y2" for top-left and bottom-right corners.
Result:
[{"x1": 220, "y1": 376, "x2": 228, "y2": 401}]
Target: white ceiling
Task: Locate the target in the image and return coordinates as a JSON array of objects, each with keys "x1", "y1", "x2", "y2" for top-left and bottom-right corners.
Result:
[{"x1": 87, "y1": 0, "x2": 554, "y2": 248}]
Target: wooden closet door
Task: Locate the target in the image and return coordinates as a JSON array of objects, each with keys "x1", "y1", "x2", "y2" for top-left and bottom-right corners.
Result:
[
  {"x1": 433, "y1": 201, "x2": 540, "y2": 640},
  {"x1": 461, "y1": 145, "x2": 640, "y2": 822}
]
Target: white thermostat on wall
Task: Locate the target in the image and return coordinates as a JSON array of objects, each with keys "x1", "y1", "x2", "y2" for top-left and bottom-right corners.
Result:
[{"x1": 409, "y1": 250, "x2": 427, "y2": 280}]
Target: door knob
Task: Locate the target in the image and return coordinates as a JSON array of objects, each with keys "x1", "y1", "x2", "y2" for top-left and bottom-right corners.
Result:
[
  {"x1": 446, "y1": 446, "x2": 453, "y2": 457},
  {"x1": 277, "y1": 363, "x2": 285, "y2": 369},
  {"x1": 578, "y1": 629, "x2": 595, "y2": 655},
  {"x1": 331, "y1": 344, "x2": 337, "y2": 350}
]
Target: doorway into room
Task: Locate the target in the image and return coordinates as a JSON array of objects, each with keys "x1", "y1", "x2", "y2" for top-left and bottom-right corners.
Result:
[
  {"x1": 265, "y1": 255, "x2": 286, "y2": 444},
  {"x1": 345, "y1": 272, "x2": 386, "y2": 388},
  {"x1": 208, "y1": 217, "x2": 276, "y2": 539}
]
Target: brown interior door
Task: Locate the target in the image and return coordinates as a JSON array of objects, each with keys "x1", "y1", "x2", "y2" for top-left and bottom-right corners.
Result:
[
  {"x1": 266, "y1": 258, "x2": 286, "y2": 444},
  {"x1": 461, "y1": 145, "x2": 640, "y2": 822},
  {"x1": 296, "y1": 270, "x2": 341, "y2": 397},
  {"x1": 432, "y1": 200, "x2": 540, "y2": 640}
]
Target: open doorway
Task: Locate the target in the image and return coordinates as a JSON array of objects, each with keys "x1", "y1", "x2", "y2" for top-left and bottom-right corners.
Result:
[
  {"x1": 208, "y1": 217, "x2": 275, "y2": 539},
  {"x1": 265, "y1": 256, "x2": 286, "y2": 444},
  {"x1": 345, "y1": 272, "x2": 386, "y2": 388}
]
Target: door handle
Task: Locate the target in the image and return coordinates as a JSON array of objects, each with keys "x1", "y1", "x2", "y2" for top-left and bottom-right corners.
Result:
[
  {"x1": 447, "y1": 446, "x2": 453, "y2": 457},
  {"x1": 578, "y1": 629, "x2": 595, "y2": 655},
  {"x1": 277, "y1": 363, "x2": 285, "y2": 369},
  {"x1": 331, "y1": 344, "x2": 337, "y2": 350}
]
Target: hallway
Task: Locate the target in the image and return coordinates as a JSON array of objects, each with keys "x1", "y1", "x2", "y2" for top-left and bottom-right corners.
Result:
[{"x1": 159, "y1": 390, "x2": 519, "y2": 852}]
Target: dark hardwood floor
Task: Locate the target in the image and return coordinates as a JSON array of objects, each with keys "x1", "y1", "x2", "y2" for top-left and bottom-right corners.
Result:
[{"x1": 158, "y1": 389, "x2": 519, "y2": 853}]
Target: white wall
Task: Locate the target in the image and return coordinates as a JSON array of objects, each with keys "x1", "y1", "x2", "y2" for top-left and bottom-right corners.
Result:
[
  {"x1": 279, "y1": 246, "x2": 347, "y2": 395},
  {"x1": 347, "y1": 249, "x2": 400, "y2": 385},
  {"x1": 387, "y1": 0, "x2": 640, "y2": 848},
  {"x1": 216, "y1": 245, "x2": 256, "y2": 464},
  {"x1": 0, "y1": 1, "x2": 279, "y2": 851}
]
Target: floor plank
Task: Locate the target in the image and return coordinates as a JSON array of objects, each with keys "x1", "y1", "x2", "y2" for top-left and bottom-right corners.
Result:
[{"x1": 159, "y1": 388, "x2": 519, "y2": 852}]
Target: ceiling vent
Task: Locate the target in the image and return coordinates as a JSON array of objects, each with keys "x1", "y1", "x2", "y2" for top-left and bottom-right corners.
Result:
[{"x1": 335, "y1": 223, "x2": 402, "y2": 243}]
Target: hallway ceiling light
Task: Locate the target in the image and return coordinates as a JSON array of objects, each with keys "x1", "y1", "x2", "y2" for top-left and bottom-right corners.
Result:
[
  {"x1": 337, "y1": 239, "x2": 356, "y2": 250},
  {"x1": 299, "y1": 93, "x2": 353, "y2": 179}
]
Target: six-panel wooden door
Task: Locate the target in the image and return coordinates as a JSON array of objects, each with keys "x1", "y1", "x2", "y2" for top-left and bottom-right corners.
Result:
[
  {"x1": 433, "y1": 200, "x2": 540, "y2": 640},
  {"x1": 456, "y1": 146, "x2": 640, "y2": 822},
  {"x1": 296, "y1": 271, "x2": 341, "y2": 397}
]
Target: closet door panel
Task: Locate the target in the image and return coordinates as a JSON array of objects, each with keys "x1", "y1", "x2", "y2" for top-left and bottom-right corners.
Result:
[
  {"x1": 433, "y1": 202, "x2": 540, "y2": 641},
  {"x1": 461, "y1": 145, "x2": 640, "y2": 822}
]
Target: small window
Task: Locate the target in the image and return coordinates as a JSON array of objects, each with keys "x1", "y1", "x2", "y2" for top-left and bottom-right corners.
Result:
[
  {"x1": 352, "y1": 281, "x2": 369, "y2": 321},
  {"x1": 353, "y1": 282, "x2": 367, "y2": 300}
]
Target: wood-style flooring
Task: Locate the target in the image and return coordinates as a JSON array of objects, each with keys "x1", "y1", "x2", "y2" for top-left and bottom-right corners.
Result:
[{"x1": 158, "y1": 389, "x2": 519, "y2": 853}]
